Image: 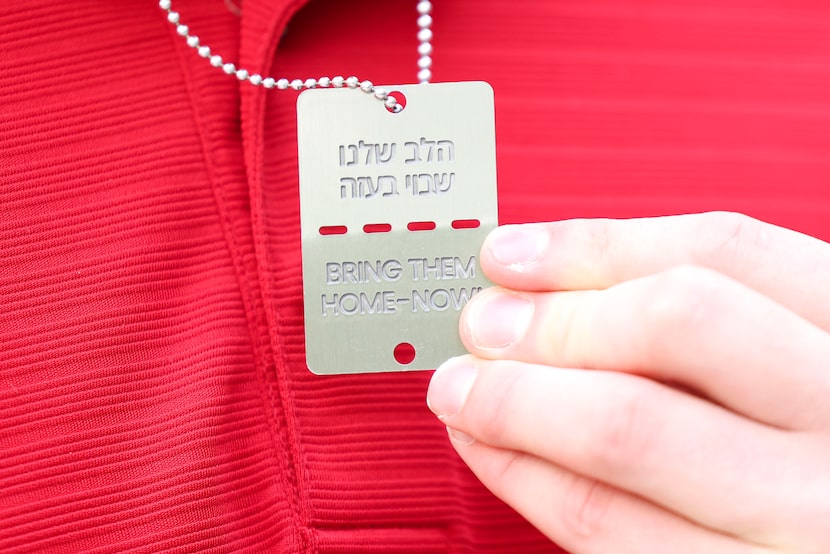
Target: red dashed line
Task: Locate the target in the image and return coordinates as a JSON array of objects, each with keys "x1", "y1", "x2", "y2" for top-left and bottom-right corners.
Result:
[{"x1": 319, "y1": 220, "x2": 482, "y2": 236}]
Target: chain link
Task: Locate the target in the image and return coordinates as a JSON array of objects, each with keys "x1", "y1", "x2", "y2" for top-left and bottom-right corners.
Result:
[{"x1": 158, "y1": 0, "x2": 433, "y2": 112}]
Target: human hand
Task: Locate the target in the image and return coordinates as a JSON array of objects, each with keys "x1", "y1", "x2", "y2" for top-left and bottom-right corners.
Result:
[{"x1": 426, "y1": 212, "x2": 830, "y2": 553}]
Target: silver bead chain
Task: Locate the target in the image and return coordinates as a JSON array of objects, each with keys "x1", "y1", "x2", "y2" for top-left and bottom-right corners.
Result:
[{"x1": 158, "y1": 0, "x2": 434, "y2": 112}]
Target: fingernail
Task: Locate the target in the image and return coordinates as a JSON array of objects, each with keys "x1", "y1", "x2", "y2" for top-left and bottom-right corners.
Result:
[
  {"x1": 486, "y1": 224, "x2": 549, "y2": 268},
  {"x1": 466, "y1": 291, "x2": 534, "y2": 349},
  {"x1": 427, "y1": 357, "x2": 478, "y2": 418},
  {"x1": 447, "y1": 426, "x2": 475, "y2": 446}
]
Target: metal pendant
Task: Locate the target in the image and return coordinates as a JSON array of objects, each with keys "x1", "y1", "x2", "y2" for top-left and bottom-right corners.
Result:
[{"x1": 297, "y1": 81, "x2": 498, "y2": 374}]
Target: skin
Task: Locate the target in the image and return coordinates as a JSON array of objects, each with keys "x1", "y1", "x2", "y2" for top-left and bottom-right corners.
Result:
[{"x1": 426, "y1": 212, "x2": 830, "y2": 553}]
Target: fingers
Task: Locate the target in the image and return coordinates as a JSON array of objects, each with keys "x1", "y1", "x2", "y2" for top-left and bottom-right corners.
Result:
[
  {"x1": 459, "y1": 267, "x2": 830, "y2": 430},
  {"x1": 449, "y1": 440, "x2": 772, "y2": 554},
  {"x1": 427, "y1": 357, "x2": 826, "y2": 545},
  {"x1": 480, "y1": 212, "x2": 830, "y2": 331}
]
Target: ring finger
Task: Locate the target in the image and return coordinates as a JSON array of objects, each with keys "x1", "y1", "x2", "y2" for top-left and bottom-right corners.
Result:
[{"x1": 460, "y1": 266, "x2": 830, "y2": 431}]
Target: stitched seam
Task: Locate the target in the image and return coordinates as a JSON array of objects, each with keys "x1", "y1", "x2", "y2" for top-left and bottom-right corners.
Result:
[
  {"x1": 159, "y1": 7, "x2": 303, "y2": 550},
  {"x1": 240, "y1": 0, "x2": 318, "y2": 551}
]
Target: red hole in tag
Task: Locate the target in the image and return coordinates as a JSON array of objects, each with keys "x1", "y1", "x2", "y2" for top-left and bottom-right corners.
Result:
[
  {"x1": 451, "y1": 219, "x2": 481, "y2": 229},
  {"x1": 393, "y1": 342, "x2": 416, "y2": 365},
  {"x1": 363, "y1": 223, "x2": 392, "y2": 233},
  {"x1": 407, "y1": 221, "x2": 436, "y2": 231},
  {"x1": 319, "y1": 225, "x2": 348, "y2": 235},
  {"x1": 386, "y1": 91, "x2": 407, "y2": 113}
]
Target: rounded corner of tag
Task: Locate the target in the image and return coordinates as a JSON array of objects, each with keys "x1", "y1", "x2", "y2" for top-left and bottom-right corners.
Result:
[
  {"x1": 296, "y1": 88, "x2": 318, "y2": 111},
  {"x1": 477, "y1": 81, "x2": 496, "y2": 102},
  {"x1": 305, "y1": 359, "x2": 326, "y2": 376},
  {"x1": 476, "y1": 80, "x2": 494, "y2": 92}
]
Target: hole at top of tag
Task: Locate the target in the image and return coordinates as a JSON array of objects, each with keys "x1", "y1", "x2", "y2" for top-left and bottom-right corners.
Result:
[
  {"x1": 393, "y1": 342, "x2": 416, "y2": 365},
  {"x1": 386, "y1": 91, "x2": 407, "y2": 114}
]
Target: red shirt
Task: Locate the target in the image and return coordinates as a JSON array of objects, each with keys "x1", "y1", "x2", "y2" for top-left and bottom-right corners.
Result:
[{"x1": 2, "y1": 1, "x2": 828, "y2": 552}]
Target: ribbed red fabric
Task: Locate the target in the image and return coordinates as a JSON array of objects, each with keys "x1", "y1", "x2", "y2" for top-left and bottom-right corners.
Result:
[{"x1": 2, "y1": 0, "x2": 829, "y2": 552}]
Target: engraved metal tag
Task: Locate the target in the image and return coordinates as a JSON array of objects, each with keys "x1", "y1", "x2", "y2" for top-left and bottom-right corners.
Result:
[{"x1": 297, "y1": 81, "x2": 497, "y2": 375}]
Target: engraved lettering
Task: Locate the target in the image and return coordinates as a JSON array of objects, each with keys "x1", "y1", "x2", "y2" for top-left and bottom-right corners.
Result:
[
  {"x1": 321, "y1": 291, "x2": 398, "y2": 316},
  {"x1": 411, "y1": 289, "x2": 430, "y2": 312},
  {"x1": 325, "y1": 262, "x2": 340, "y2": 284},
  {"x1": 340, "y1": 175, "x2": 400, "y2": 199},
  {"x1": 342, "y1": 261, "x2": 358, "y2": 283},
  {"x1": 411, "y1": 287, "x2": 483, "y2": 312},
  {"x1": 357, "y1": 176, "x2": 380, "y2": 198},
  {"x1": 434, "y1": 172, "x2": 454, "y2": 193},
  {"x1": 407, "y1": 256, "x2": 477, "y2": 281},
  {"x1": 381, "y1": 259, "x2": 404, "y2": 281},
  {"x1": 430, "y1": 289, "x2": 450, "y2": 310},
  {"x1": 339, "y1": 137, "x2": 452, "y2": 170},
  {"x1": 455, "y1": 255, "x2": 476, "y2": 279},
  {"x1": 339, "y1": 177, "x2": 357, "y2": 199},
  {"x1": 404, "y1": 141, "x2": 421, "y2": 163},
  {"x1": 337, "y1": 138, "x2": 457, "y2": 198},
  {"x1": 358, "y1": 140, "x2": 373, "y2": 165},
  {"x1": 403, "y1": 172, "x2": 455, "y2": 195},
  {"x1": 375, "y1": 142, "x2": 395, "y2": 164},
  {"x1": 363, "y1": 261, "x2": 380, "y2": 283},
  {"x1": 379, "y1": 175, "x2": 398, "y2": 197},
  {"x1": 417, "y1": 173, "x2": 433, "y2": 196},
  {"x1": 448, "y1": 286, "x2": 480, "y2": 308},
  {"x1": 322, "y1": 293, "x2": 340, "y2": 315},
  {"x1": 436, "y1": 139, "x2": 455, "y2": 162},
  {"x1": 325, "y1": 260, "x2": 404, "y2": 284},
  {"x1": 420, "y1": 137, "x2": 437, "y2": 161}
]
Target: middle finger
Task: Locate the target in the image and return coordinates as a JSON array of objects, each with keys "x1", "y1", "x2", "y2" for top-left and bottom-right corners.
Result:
[{"x1": 460, "y1": 265, "x2": 830, "y2": 431}]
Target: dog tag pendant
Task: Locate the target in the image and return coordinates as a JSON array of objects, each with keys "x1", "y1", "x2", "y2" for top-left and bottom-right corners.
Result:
[{"x1": 297, "y1": 81, "x2": 497, "y2": 375}]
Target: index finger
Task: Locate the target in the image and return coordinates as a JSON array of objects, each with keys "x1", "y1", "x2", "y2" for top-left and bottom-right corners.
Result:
[{"x1": 480, "y1": 211, "x2": 830, "y2": 331}]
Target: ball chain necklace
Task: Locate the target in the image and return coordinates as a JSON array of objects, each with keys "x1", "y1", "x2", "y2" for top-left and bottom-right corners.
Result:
[
  {"x1": 158, "y1": 0, "x2": 498, "y2": 374},
  {"x1": 158, "y1": 0, "x2": 434, "y2": 112}
]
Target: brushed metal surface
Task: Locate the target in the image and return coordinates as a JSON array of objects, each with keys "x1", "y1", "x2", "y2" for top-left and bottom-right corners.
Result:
[{"x1": 298, "y1": 82, "x2": 497, "y2": 374}]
